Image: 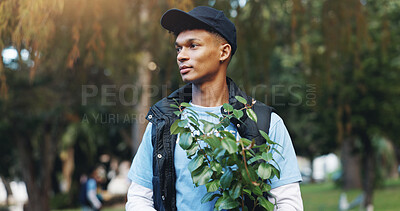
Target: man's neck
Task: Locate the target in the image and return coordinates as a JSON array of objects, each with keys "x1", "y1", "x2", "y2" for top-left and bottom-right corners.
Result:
[{"x1": 191, "y1": 77, "x2": 229, "y2": 107}]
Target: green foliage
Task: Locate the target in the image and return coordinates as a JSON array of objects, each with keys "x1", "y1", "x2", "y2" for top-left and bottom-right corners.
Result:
[{"x1": 170, "y1": 98, "x2": 280, "y2": 210}]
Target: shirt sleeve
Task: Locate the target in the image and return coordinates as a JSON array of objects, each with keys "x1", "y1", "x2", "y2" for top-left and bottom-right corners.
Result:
[
  {"x1": 268, "y1": 182, "x2": 303, "y2": 211},
  {"x1": 268, "y1": 113, "x2": 302, "y2": 189},
  {"x1": 127, "y1": 122, "x2": 154, "y2": 189},
  {"x1": 126, "y1": 181, "x2": 156, "y2": 211}
]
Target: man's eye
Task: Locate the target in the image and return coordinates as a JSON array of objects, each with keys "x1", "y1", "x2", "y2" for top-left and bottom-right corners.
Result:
[
  {"x1": 190, "y1": 44, "x2": 198, "y2": 48},
  {"x1": 175, "y1": 47, "x2": 181, "y2": 53}
]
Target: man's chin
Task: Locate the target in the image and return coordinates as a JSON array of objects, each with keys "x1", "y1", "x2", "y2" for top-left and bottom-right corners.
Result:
[{"x1": 181, "y1": 75, "x2": 194, "y2": 83}]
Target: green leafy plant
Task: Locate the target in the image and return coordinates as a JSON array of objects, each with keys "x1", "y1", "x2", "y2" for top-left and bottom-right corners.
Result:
[{"x1": 170, "y1": 96, "x2": 282, "y2": 211}]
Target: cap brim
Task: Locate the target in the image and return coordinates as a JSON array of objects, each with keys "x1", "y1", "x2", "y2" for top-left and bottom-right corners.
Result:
[{"x1": 161, "y1": 9, "x2": 212, "y2": 34}]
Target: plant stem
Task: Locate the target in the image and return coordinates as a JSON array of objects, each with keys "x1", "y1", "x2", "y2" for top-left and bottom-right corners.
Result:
[
  {"x1": 240, "y1": 141, "x2": 254, "y2": 184},
  {"x1": 241, "y1": 191, "x2": 245, "y2": 210}
]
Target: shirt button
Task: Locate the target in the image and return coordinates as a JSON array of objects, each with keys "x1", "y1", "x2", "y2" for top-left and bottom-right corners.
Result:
[
  {"x1": 237, "y1": 124, "x2": 240, "y2": 128},
  {"x1": 162, "y1": 195, "x2": 165, "y2": 200},
  {"x1": 148, "y1": 114, "x2": 153, "y2": 119},
  {"x1": 157, "y1": 154, "x2": 162, "y2": 159}
]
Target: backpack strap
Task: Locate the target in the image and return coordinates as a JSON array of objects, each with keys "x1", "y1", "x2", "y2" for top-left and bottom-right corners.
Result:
[{"x1": 252, "y1": 102, "x2": 277, "y2": 136}]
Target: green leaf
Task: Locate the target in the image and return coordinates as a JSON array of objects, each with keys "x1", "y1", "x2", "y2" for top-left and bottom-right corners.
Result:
[
  {"x1": 257, "y1": 163, "x2": 272, "y2": 180},
  {"x1": 221, "y1": 137, "x2": 238, "y2": 154},
  {"x1": 185, "y1": 108, "x2": 200, "y2": 119},
  {"x1": 205, "y1": 179, "x2": 220, "y2": 192},
  {"x1": 187, "y1": 115, "x2": 198, "y2": 123},
  {"x1": 235, "y1": 96, "x2": 247, "y2": 105},
  {"x1": 272, "y1": 148, "x2": 284, "y2": 160},
  {"x1": 203, "y1": 122, "x2": 214, "y2": 134},
  {"x1": 192, "y1": 166, "x2": 213, "y2": 185},
  {"x1": 261, "y1": 152, "x2": 273, "y2": 162},
  {"x1": 221, "y1": 117, "x2": 231, "y2": 127},
  {"x1": 170, "y1": 103, "x2": 179, "y2": 108},
  {"x1": 170, "y1": 120, "x2": 181, "y2": 135},
  {"x1": 240, "y1": 166, "x2": 251, "y2": 185},
  {"x1": 205, "y1": 111, "x2": 220, "y2": 119},
  {"x1": 242, "y1": 189, "x2": 255, "y2": 200},
  {"x1": 251, "y1": 185, "x2": 263, "y2": 196},
  {"x1": 179, "y1": 132, "x2": 193, "y2": 150},
  {"x1": 223, "y1": 103, "x2": 234, "y2": 112},
  {"x1": 259, "y1": 130, "x2": 271, "y2": 142},
  {"x1": 214, "y1": 148, "x2": 226, "y2": 160},
  {"x1": 186, "y1": 143, "x2": 199, "y2": 158},
  {"x1": 261, "y1": 183, "x2": 271, "y2": 192},
  {"x1": 272, "y1": 165, "x2": 281, "y2": 179},
  {"x1": 249, "y1": 166, "x2": 259, "y2": 181},
  {"x1": 181, "y1": 102, "x2": 192, "y2": 107},
  {"x1": 240, "y1": 138, "x2": 252, "y2": 146},
  {"x1": 258, "y1": 196, "x2": 274, "y2": 211},
  {"x1": 219, "y1": 131, "x2": 236, "y2": 140},
  {"x1": 174, "y1": 111, "x2": 183, "y2": 116},
  {"x1": 188, "y1": 154, "x2": 204, "y2": 172},
  {"x1": 215, "y1": 123, "x2": 224, "y2": 131},
  {"x1": 229, "y1": 182, "x2": 242, "y2": 199},
  {"x1": 214, "y1": 195, "x2": 224, "y2": 210},
  {"x1": 178, "y1": 119, "x2": 189, "y2": 127},
  {"x1": 218, "y1": 194, "x2": 239, "y2": 210},
  {"x1": 247, "y1": 155, "x2": 262, "y2": 165},
  {"x1": 184, "y1": 107, "x2": 197, "y2": 113},
  {"x1": 259, "y1": 130, "x2": 281, "y2": 146},
  {"x1": 210, "y1": 162, "x2": 222, "y2": 173},
  {"x1": 246, "y1": 109, "x2": 257, "y2": 123},
  {"x1": 189, "y1": 123, "x2": 201, "y2": 132},
  {"x1": 199, "y1": 119, "x2": 215, "y2": 133},
  {"x1": 219, "y1": 199, "x2": 239, "y2": 210},
  {"x1": 233, "y1": 109, "x2": 243, "y2": 120},
  {"x1": 204, "y1": 135, "x2": 221, "y2": 149},
  {"x1": 201, "y1": 192, "x2": 220, "y2": 204},
  {"x1": 204, "y1": 147, "x2": 213, "y2": 156},
  {"x1": 220, "y1": 168, "x2": 233, "y2": 189}
]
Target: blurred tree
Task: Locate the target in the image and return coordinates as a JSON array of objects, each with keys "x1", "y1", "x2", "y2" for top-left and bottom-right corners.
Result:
[
  {"x1": 281, "y1": 0, "x2": 400, "y2": 209},
  {"x1": 213, "y1": 0, "x2": 400, "y2": 209},
  {"x1": 317, "y1": 0, "x2": 400, "y2": 208},
  {"x1": 1, "y1": 0, "x2": 399, "y2": 210},
  {"x1": 0, "y1": 0, "x2": 176, "y2": 209}
]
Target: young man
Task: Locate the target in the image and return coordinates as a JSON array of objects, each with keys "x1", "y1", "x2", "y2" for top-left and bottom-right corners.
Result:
[{"x1": 126, "y1": 6, "x2": 303, "y2": 211}]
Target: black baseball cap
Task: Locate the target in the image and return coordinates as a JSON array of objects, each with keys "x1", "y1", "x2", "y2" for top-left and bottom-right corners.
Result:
[{"x1": 161, "y1": 6, "x2": 237, "y2": 56}]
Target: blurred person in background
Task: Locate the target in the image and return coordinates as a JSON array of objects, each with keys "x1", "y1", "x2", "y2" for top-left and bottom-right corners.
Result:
[{"x1": 79, "y1": 165, "x2": 105, "y2": 211}]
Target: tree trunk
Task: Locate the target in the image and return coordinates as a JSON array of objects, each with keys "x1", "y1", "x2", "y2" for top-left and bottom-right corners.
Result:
[
  {"x1": 133, "y1": 52, "x2": 152, "y2": 155},
  {"x1": 60, "y1": 147, "x2": 75, "y2": 192},
  {"x1": 15, "y1": 122, "x2": 58, "y2": 211},
  {"x1": 16, "y1": 136, "x2": 45, "y2": 211},
  {"x1": 0, "y1": 176, "x2": 12, "y2": 206},
  {"x1": 131, "y1": 3, "x2": 153, "y2": 155},
  {"x1": 341, "y1": 137, "x2": 362, "y2": 189},
  {"x1": 361, "y1": 134, "x2": 375, "y2": 210},
  {"x1": 309, "y1": 155, "x2": 315, "y2": 183}
]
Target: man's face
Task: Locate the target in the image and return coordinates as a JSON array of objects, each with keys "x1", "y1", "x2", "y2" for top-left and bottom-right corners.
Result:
[{"x1": 175, "y1": 29, "x2": 222, "y2": 84}]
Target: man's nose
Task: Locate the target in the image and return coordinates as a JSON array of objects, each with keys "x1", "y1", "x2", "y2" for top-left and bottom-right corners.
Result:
[{"x1": 177, "y1": 48, "x2": 189, "y2": 62}]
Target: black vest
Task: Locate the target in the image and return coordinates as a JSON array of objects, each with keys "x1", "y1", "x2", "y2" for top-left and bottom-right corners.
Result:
[{"x1": 145, "y1": 77, "x2": 275, "y2": 211}]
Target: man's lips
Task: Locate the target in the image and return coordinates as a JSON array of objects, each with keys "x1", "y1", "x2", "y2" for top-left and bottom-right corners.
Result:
[{"x1": 179, "y1": 65, "x2": 192, "y2": 74}]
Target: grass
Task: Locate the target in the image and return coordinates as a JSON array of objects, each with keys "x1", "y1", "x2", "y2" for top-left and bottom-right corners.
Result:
[
  {"x1": 54, "y1": 179, "x2": 400, "y2": 211},
  {"x1": 53, "y1": 208, "x2": 124, "y2": 211},
  {"x1": 301, "y1": 178, "x2": 400, "y2": 211}
]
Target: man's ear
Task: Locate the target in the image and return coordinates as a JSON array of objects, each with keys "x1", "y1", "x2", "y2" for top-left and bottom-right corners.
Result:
[{"x1": 219, "y1": 43, "x2": 231, "y2": 63}]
